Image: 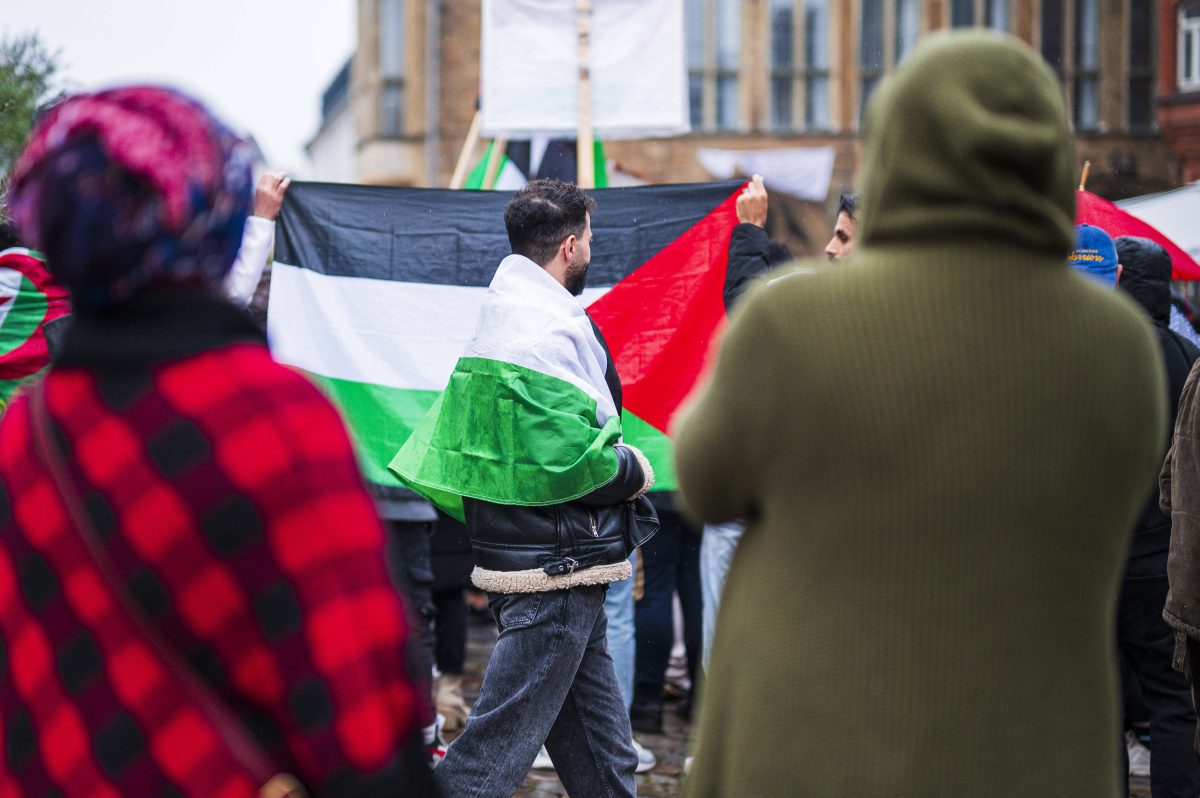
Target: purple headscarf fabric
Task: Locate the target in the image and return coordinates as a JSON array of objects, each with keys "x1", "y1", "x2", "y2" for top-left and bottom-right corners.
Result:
[{"x1": 8, "y1": 86, "x2": 253, "y2": 308}]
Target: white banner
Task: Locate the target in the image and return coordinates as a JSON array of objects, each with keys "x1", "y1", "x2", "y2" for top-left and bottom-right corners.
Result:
[
  {"x1": 481, "y1": 0, "x2": 689, "y2": 140},
  {"x1": 697, "y1": 146, "x2": 837, "y2": 202}
]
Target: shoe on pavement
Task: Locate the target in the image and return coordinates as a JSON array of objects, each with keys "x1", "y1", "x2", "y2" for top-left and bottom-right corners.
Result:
[
  {"x1": 426, "y1": 714, "x2": 447, "y2": 767},
  {"x1": 436, "y1": 673, "x2": 471, "y2": 732},
  {"x1": 630, "y1": 702, "x2": 663, "y2": 734},
  {"x1": 633, "y1": 739, "x2": 657, "y2": 773},
  {"x1": 1126, "y1": 730, "x2": 1151, "y2": 778},
  {"x1": 532, "y1": 745, "x2": 555, "y2": 770}
]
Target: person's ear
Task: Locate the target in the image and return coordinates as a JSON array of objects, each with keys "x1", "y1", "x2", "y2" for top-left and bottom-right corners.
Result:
[
  {"x1": 1115, "y1": 263, "x2": 1123, "y2": 286},
  {"x1": 563, "y1": 234, "x2": 577, "y2": 261}
]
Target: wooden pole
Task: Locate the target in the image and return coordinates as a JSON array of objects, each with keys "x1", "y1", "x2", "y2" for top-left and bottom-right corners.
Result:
[
  {"x1": 1079, "y1": 160, "x2": 1092, "y2": 191},
  {"x1": 449, "y1": 110, "x2": 484, "y2": 189},
  {"x1": 576, "y1": 0, "x2": 595, "y2": 189},
  {"x1": 482, "y1": 137, "x2": 509, "y2": 189}
]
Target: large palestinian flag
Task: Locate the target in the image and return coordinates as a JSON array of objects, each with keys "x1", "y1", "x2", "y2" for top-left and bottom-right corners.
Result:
[
  {"x1": 268, "y1": 181, "x2": 742, "y2": 493},
  {"x1": 0, "y1": 248, "x2": 71, "y2": 409}
]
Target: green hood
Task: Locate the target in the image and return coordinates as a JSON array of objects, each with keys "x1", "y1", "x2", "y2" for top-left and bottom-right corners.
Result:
[{"x1": 857, "y1": 31, "x2": 1075, "y2": 257}]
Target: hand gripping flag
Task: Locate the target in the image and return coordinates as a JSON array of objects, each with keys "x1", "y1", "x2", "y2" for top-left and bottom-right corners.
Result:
[
  {"x1": 0, "y1": 248, "x2": 70, "y2": 410},
  {"x1": 268, "y1": 181, "x2": 742, "y2": 497}
]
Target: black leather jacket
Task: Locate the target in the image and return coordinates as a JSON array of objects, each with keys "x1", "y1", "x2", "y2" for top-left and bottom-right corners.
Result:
[
  {"x1": 462, "y1": 315, "x2": 659, "y2": 581},
  {"x1": 463, "y1": 443, "x2": 658, "y2": 575}
]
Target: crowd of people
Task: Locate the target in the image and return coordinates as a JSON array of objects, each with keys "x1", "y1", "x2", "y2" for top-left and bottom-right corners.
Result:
[{"x1": 8, "y1": 27, "x2": 1200, "y2": 798}]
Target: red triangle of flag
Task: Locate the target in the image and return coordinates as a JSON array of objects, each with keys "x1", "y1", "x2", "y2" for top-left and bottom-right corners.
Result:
[{"x1": 588, "y1": 188, "x2": 741, "y2": 435}]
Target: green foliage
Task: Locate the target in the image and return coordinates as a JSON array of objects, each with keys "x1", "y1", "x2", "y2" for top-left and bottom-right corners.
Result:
[{"x1": 0, "y1": 33, "x2": 62, "y2": 182}]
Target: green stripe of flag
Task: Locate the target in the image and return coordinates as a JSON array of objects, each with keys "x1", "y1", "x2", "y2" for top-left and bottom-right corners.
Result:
[
  {"x1": 390, "y1": 356, "x2": 622, "y2": 520},
  {"x1": 303, "y1": 368, "x2": 678, "y2": 499},
  {"x1": 303, "y1": 371, "x2": 440, "y2": 485}
]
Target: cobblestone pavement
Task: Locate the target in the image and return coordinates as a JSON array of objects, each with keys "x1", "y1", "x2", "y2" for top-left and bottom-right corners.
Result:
[{"x1": 447, "y1": 612, "x2": 1154, "y2": 797}]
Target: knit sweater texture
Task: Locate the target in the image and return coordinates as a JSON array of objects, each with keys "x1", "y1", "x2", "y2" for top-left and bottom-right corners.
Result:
[{"x1": 675, "y1": 32, "x2": 1166, "y2": 797}]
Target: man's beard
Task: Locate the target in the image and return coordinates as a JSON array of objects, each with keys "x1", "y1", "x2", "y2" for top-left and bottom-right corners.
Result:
[{"x1": 564, "y1": 253, "x2": 590, "y2": 296}]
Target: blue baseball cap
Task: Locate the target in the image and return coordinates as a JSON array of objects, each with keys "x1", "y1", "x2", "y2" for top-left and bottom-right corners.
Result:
[{"x1": 1069, "y1": 224, "x2": 1119, "y2": 286}]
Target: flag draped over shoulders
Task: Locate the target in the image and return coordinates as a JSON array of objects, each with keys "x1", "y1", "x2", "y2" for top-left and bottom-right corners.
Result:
[{"x1": 390, "y1": 254, "x2": 621, "y2": 521}]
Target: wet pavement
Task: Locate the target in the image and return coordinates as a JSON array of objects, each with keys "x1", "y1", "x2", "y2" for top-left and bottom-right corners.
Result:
[{"x1": 447, "y1": 612, "x2": 1154, "y2": 797}]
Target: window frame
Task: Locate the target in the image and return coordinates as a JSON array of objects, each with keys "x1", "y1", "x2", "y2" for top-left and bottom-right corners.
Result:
[
  {"x1": 950, "y1": 0, "x2": 1010, "y2": 30},
  {"x1": 378, "y1": 0, "x2": 407, "y2": 138},
  {"x1": 688, "y1": 0, "x2": 744, "y2": 132},
  {"x1": 769, "y1": 0, "x2": 832, "y2": 132},
  {"x1": 1179, "y1": 3, "x2": 1200, "y2": 92}
]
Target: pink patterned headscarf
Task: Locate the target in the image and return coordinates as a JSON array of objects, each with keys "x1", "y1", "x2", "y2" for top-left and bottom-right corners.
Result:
[{"x1": 8, "y1": 86, "x2": 253, "y2": 308}]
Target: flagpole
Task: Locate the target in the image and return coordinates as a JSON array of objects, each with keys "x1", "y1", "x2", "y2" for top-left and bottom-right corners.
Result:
[
  {"x1": 576, "y1": 0, "x2": 595, "y2": 189},
  {"x1": 1078, "y1": 160, "x2": 1092, "y2": 191},
  {"x1": 482, "y1": 137, "x2": 509, "y2": 189},
  {"x1": 450, "y1": 110, "x2": 484, "y2": 189}
]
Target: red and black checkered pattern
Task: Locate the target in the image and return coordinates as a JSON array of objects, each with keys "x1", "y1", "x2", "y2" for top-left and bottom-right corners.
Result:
[{"x1": 0, "y1": 342, "x2": 425, "y2": 796}]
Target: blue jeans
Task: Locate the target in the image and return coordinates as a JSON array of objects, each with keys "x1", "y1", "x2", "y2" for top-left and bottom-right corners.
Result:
[
  {"x1": 700, "y1": 521, "x2": 744, "y2": 669},
  {"x1": 604, "y1": 552, "x2": 636, "y2": 711},
  {"x1": 435, "y1": 585, "x2": 637, "y2": 798}
]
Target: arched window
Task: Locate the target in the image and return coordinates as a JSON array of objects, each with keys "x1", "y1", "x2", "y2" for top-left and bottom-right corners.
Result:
[{"x1": 1180, "y1": 3, "x2": 1200, "y2": 91}]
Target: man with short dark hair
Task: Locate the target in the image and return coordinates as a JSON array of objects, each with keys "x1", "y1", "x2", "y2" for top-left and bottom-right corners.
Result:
[
  {"x1": 392, "y1": 178, "x2": 655, "y2": 798},
  {"x1": 823, "y1": 191, "x2": 858, "y2": 262}
]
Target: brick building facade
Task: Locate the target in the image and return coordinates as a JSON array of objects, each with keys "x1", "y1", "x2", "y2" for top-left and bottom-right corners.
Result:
[
  {"x1": 1160, "y1": 0, "x2": 1200, "y2": 181},
  {"x1": 308, "y1": 1, "x2": 1181, "y2": 251}
]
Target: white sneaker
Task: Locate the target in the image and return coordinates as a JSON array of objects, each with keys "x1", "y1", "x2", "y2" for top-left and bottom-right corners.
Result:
[
  {"x1": 532, "y1": 745, "x2": 555, "y2": 770},
  {"x1": 1126, "y1": 730, "x2": 1151, "y2": 778},
  {"x1": 633, "y1": 738, "x2": 657, "y2": 773}
]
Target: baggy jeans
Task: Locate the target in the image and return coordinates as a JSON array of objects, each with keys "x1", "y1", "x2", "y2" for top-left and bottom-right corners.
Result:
[{"x1": 434, "y1": 584, "x2": 637, "y2": 798}]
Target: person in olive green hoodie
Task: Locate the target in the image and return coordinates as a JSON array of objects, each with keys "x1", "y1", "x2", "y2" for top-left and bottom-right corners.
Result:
[{"x1": 674, "y1": 31, "x2": 1166, "y2": 797}]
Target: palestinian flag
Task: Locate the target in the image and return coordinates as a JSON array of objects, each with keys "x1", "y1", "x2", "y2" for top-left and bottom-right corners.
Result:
[
  {"x1": 0, "y1": 248, "x2": 71, "y2": 410},
  {"x1": 465, "y1": 138, "x2": 609, "y2": 190},
  {"x1": 388, "y1": 254, "x2": 625, "y2": 519},
  {"x1": 268, "y1": 180, "x2": 742, "y2": 495}
]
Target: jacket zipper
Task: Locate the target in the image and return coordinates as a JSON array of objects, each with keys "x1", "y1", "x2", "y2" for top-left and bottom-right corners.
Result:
[{"x1": 587, "y1": 508, "x2": 598, "y2": 537}]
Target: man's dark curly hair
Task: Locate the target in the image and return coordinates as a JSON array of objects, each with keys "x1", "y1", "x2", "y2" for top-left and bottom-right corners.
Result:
[
  {"x1": 503, "y1": 179, "x2": 595, "y2": 267},
  {"x1": 837, "y1": 192, "x2": 858, "y2": 221}
]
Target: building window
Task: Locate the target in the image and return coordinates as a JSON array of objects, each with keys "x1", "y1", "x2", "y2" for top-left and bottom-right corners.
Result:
[
  {"x1": 378, "y1": 0, "x2": 406, "y2": 137},
  {"x1": 860, "y1": 0, "x2": 885, "y2": 120},
  {"x1": 1074, "y1": 0, "x2": 1099, "y2": 130},
  {"x1": 951, "y1": 0, "x2": 1008, "y2": 30},
  {"x1": 687, "y1": 0, "x2": 742, "y2": 131},
  {"x1": 1128, "y1": 2, "x2": 1154, "y2": 130},
  {"x1": 770, "y1": 0, "x2": 830, "y2": 131},
  {"x1": 1180, "y1": 3, "x2": 1200, "y2": 92},
  {"x1": 895, "y1": 0, "x2": 919, "y2": 64},
  {"x1": 1040, "y1": 0, "x2": 1064, "y2": 77},
  {"x1": 985, "y1": 0, "x2": 1009, "y2": 30}
]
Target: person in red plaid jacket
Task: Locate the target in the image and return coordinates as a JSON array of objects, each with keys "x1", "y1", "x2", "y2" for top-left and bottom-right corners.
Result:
[{"x1": 0, "y1": 86, "x2": 436, "y2": 797}]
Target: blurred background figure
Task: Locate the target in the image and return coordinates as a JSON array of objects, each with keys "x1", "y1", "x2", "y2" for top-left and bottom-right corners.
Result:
[
  {"x1": 1111, "y1": 234, "x2": 1200, "y2": 798},
  {"x1": 0, "y1": 85, "x2": 435, "y2": 797},
  {"x1": 823, "y1": 192, "x2": 857, "y2": 262}
]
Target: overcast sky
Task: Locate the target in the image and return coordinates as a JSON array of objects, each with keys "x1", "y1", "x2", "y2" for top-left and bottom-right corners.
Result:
[{"x1": 2, "y1": 0, "x2": 357, "y2": 176}]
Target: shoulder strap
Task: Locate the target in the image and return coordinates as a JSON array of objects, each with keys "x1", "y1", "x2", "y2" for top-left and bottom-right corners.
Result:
[{"x1": 27, "y1": 380, "x2": 306, "y2": 798}]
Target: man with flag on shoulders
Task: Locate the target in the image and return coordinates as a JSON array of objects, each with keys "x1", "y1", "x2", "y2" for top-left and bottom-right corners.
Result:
[{"x1": 390, "y1": 178, "x2": 657, "y2": 797}]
